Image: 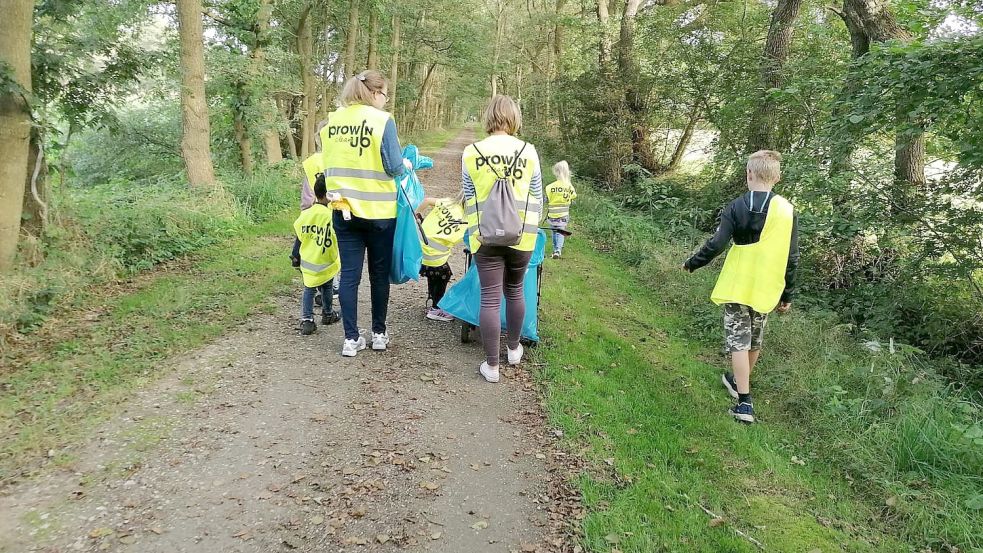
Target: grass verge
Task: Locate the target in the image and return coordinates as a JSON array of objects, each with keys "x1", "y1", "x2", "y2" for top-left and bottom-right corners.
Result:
[{"x1": 536, "y1": 185, "x2": 983, "y2": 552}]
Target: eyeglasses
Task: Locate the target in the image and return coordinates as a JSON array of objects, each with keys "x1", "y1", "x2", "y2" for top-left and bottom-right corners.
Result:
[{"x1": 377, "y1": 91, "x2": 389, "y2": 100}]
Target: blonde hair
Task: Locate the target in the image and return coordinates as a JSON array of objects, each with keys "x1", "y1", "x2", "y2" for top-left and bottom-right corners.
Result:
[
  {"x1": 483, "y1": 95, "x2": 522, "y2": 135},
  {"x1": 339, "y1": 70, "x2": 387, "y2": 107},
  {"x1": 553, "y1": 160, "x2": 571, "y2": 182},
  {"x1": 747, "y1": 150, "x2": 782, "y2": 185}
]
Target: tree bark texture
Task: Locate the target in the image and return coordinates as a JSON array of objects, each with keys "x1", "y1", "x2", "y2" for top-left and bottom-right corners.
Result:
[
  {"x1": 234, "y1": 83, "x2": 254, "y2": 175},
  {"x1": 176, "y1": 0, "x2": 217, "y2": 187},
  {"x1": 343, "y1": 0, "x2": 360, "y2": 79},
  {"x1": 21, "y1": 127, "x2": 48, "y2": 237},
  {"x1": 745, "y1": 0, "x2": 804, "y2": 155},
  {"x1": 842, "y1": 0, "x2": 924, "y2": 188},
  {"x1": 596, "y1": 0, "x2": 611, "y2": 70},
  {"x1": 0, "y1": 0, "x2": 33, "y2": 270},
  {"x1": 665, "y1": 103, "x2": 700, "y2": 174},
  {"x1": 619, "y1": 0, "x2": 659, "y2": 172},
  {"x1": 296, "y1": 2, "x2": 315, "y2": 158},
  {"x1": 253, "y1": 0, "x2": 282, "y2": 164},
  {"x1": 389, "y1": 15, "x2": 401, "y2": 111},
  {"x1": 366, "y1": 6, "x2": 379, "y2": 69}
]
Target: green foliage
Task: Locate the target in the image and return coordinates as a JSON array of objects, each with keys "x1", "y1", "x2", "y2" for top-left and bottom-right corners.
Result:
[{"x1": 564, "y1": 184, "x2": 983, "y2": 550}]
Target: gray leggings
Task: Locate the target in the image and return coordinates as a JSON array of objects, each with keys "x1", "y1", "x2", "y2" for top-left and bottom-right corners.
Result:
[{"x1": 474, "y1": 246, "x2": 533, "y2": 366}]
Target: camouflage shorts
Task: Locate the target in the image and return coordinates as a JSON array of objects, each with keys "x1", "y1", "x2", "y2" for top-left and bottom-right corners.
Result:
[{"x1": 723, "y1": 303, "x2": 768, "y2": 352}]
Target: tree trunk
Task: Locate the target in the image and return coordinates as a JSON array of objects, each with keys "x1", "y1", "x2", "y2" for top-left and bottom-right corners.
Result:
[
  {"x1": 253, "y1": 0, "x2": 282, "y2": 165},
  {"x1": 296, "y1": 2, "x2": 315, "y2": 158},
  {"x1": 343, "y1": 0, "x2": 360, "y2": 79},
  {"x1": 233, "y1": 83, "x2": 254, "y2": 176},
  {"x1": 389, "y1": 15, "x2": 401, "y2": 112},
  {"x1": 619, "y1": 0, "x2": 658, "y2": 172},
  {"x1": 664, "y1": 103, "x2": 700, "y2": 174},
  {"x1": 842, "y1": 0, "x2": 924, "y2": 189},
  {"x1": 596, "y1": 0, "x2": 611, "y2": 70},
  {"x1": 262, "y1": 100, "x2": 283, "y2": 164},
  {"x1": 411, "y1": 63, "x2": 437, "y2": 131},
  {"x1": 744, "y1": 0, "x2": 804, "y2": 155},
  {"x1": 366, "y1": 5, "x2": 379, "y2": 69},
  {"x1": 0, "y1": 0, "x2": 33, "y2": 270},
  {"x1": 490, "y1": 1, "x2": 506, "y2": 98},
  {"x1": 176, "y1": 0, "x2": 216, "y2": 187},
  {"x1": 21, "y1": 128, "x2": 48, "y2": 237}
]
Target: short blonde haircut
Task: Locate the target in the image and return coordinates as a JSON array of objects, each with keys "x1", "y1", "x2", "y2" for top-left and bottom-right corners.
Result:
[
  {"x1": 483, "y1": 95, "x2": 522, "y2": 135},
  {"x1": 552, "y1": 160, "x2": 571, "y2": 182},
  {"x1": 747, "y1": 150, "x2": 782, "y2": 185},
  {"x1": 339, "y1": 70, "x2": 387, "y2": 107}
]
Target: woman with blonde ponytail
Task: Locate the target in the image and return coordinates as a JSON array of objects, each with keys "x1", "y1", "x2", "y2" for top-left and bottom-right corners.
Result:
[{"x1": 319, "y1": 69, "x2": 410, "y2": 358}]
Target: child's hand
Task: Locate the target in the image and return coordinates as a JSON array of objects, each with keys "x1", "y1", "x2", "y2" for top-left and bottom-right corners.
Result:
[
  {"x1": 776, "y1": 302, "x2": 792, "y2": 313},
  {"x1": 290, "y1": 254, "x2": 301, "y2": 269}
]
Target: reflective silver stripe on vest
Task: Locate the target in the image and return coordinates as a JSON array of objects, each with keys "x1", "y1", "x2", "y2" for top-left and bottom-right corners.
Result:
[
  {"x1": 422, "y1": 252, "x2": 448, "y2": 262},
  {"x1": 300, "y1": 259, "x2": 332, "y2": 272},
  {"x1": 426, "y1": 240, "x2": 450, "y2": 252},
  {"x1": 324, "y1": 168, "x2": 392, "y2": 181},
  {"x1": 332, "y1": 188, "x2": 398, "y2": 202}
]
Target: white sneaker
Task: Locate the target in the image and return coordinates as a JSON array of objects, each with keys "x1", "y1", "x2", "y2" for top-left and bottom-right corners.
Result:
[
  {"x1": 342, "y1": 337, "x2": 366, "y2": 357},
  {"x1": 426, "y1": 307, "x2": 455, "y2": 322},
  {"x1": 478, "y1": 362, "x2": 500, "y2": 383},
  {"x1": 507, "y1": 343, "x2": 524, "y2": 366},
  {"x1": 371, "y1": 332, "x2": 390, "y2": 351}
]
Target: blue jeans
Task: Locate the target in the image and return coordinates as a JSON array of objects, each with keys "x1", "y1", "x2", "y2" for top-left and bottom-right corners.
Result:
[
  {"x1": 334, "y1": 212, "x2": 396, "y2": 340},
  {"x1": 552, "y1": 231, "x2": 566, "y2": 254},
  {"x1": 301, "y1": 280, "x2": 334, "y2": 320}
]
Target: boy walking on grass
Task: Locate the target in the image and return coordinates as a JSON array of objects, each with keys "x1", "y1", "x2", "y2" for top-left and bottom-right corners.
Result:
[{"x1": 683, "y1": 150, "x2": 799, "y2": 423}]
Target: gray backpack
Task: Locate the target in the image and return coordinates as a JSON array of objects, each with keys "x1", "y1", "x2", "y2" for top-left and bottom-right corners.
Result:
[{"x1": 472, "y1": 142, "x2": 530, "y2": 247}]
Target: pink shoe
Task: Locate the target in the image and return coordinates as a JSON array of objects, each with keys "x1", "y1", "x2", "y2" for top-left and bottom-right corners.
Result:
[{"x1": 426, "y1": 307, "x2": 454, "y2": 322}]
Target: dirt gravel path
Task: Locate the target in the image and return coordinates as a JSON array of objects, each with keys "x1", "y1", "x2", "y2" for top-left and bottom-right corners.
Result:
[{"x1": 0, "y1": 128, "x2": 561, "y2": 553}]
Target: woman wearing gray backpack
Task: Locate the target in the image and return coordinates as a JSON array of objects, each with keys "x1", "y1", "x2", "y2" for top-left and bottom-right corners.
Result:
[{"x1": 462, "y1": 95, "x2": 544, "y2": 383}]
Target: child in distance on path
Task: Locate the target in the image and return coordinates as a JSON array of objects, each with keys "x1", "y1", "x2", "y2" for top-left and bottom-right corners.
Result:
[
  {"x1": 415, "y1": 191, "x2": 467, "y2": 322},
  {"x1": 683, "y1": 150, "x2": 800, "y2": 424},
  {"x1": 292, "y1": 176, "x2": 341, "y2": 335},
  {"x1": 544, "y1": 160, "x2": 577, "y2": 259}
]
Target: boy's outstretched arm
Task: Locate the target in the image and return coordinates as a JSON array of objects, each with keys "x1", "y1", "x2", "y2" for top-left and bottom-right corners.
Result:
[{"x1": 684, "y1": 206, "x2": 735, "y2": 272}]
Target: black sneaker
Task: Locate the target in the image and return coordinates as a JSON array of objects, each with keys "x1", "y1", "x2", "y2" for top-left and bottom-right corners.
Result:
[
  {"x1": 730, "y1": 402, "x2": 755, "y2": 424},
  {"x1": 314, "y1": 292, "x2": 323, "y2": 308},
  {"x1": 300, "y1": 319, "x2": 317, "y2": 335},
  {"x1": 321, "y1": 310, "x2": 340, "y2": 326},
  {"x1": 721, "y1": 372, "x2": 739, "y2": 400}
]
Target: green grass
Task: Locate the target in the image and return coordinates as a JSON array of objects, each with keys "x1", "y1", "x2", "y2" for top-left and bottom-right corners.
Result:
[
  {"x1": 536, "y1": 185, "x2": 983, "y2": 552},
  {"x1": 0, "y1": 214, "x2": 296, "y2": 483}
]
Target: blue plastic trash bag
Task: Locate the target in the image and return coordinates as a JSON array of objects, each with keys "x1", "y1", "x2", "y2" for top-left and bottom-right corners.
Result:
[
  {"x1": 390, "y1": 144, "x2": 432, "y2": 284},
  {"x1": 438, "y1": 230, "x2": 546, "y2": 342},
  {"x1": 396, "y1": 144, "x2": 432, "y2": 211}
]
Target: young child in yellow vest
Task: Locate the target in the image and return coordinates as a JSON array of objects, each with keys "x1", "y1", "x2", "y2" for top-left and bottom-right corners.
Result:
[
  {"x1": 415, "y1": 192, "x2": 467, "y2": 322},
  {"x1": 291, "y1": 176, "x2": 341, "y2": 335},
  {"x1": 545, "y1": 160, "x2": 577, "y2": 259},
  {"x1": 683, "y1": 150, "x2": 799, "y2": 424}
]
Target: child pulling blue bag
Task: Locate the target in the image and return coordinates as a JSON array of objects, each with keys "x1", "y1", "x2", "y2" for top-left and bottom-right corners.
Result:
[
  {"x1": 437, "y1": 230, "x2": 546, "y2": 343},
  {"x1": 390, "y1": 144, "x2": 432, "y2": 284}
]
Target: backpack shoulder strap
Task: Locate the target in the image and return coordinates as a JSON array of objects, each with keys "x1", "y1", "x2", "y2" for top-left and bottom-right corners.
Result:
[{"x1": 470, "y1": 143, "x2": 504, "y2": 180}]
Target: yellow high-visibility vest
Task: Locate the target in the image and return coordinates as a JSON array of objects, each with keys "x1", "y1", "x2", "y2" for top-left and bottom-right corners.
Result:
[
  {"x1": 420, "y1": 199, "x2": 466, "y2": 267},
  {"x1": 319, "y1": 104, "x2": 397, "y2": 220},
  {"x1": 302, "y1": 153, "x2": 326, "y2": 196},
  {"x1": 293, "y1": 203, "x2": 341, "y2": 288},
  {"x1": 462, "y1": 136, "x2": 541, "y2": 252},
  {"x1": 711, "y1": 195, "x2": 794, "y2": 313},
  {"x1": 545, "y1": 179, "x2": 577, "y2": 219}
]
